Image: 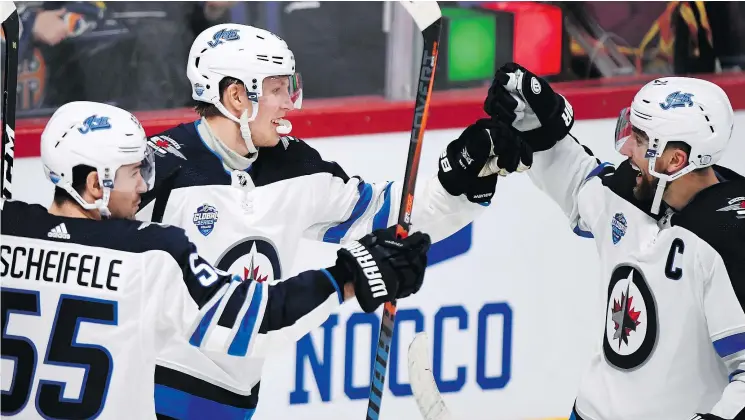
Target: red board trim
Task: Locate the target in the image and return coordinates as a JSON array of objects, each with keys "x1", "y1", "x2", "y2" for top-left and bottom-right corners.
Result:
[{"x1": 13, "y1": 73, "x2": 745, "y2": 158}]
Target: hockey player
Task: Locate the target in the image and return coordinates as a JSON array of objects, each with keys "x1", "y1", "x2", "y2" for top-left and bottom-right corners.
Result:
[
  {"x1": 0, "y1": 101, "x2": 431, "y2": 419},
  {"x1": 136, "y1": 24, "x2": 533, "y2": 418},
  {"x1": 484, "y1": 63, "x2": 745, "y2": 419}
]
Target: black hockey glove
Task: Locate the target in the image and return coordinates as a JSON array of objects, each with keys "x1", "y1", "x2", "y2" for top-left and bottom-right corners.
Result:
[
  {"x1": 438, "y1": 118, "x2": 533, "y2": 203},
  {"x1": 484, "y1": 62, "x2": 574, "y2": 152},
  {"x1": 329, "y1": 226, "x2": 431, "y2": 313},
  {"x1": 690, "y1": 414, "x2": 726, "y2": 420}
]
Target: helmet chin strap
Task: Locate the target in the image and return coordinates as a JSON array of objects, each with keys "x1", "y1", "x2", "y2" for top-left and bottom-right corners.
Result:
[
  {"x1": 215, "y1": 101, "x2": 259, "y2": 155},
  {"x1": 62, "y1": 183, "x2": 113, "y2": 218},
  {"x1": 650, "y1": 177, "x2": 667, "y2": 215},
  {"x1": 647, "y1": 156, "x2": 697, "y2": 215},
  {"x1": 214, "y1": 100, "x2": 294, "y2": 155}
]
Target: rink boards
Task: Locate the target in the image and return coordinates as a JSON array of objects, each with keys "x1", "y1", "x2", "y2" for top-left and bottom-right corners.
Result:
[{"x1": 11, "y1": 113, "x2": 745, "y2": 419}]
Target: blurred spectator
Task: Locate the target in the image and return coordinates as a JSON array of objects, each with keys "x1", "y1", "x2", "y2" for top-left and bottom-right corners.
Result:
[
  {"x1": 14, "y1": 1, "x2": 237, "y2": 116},
  {"x1": 6, "y1": 0, "x2": 745, "y2": 119},
  {"x1": 568, "y1": 1, "x2": 744, "y2": 77},
  {"x1": 31, "y1": 8, "x2": 70, "y2": 46}
]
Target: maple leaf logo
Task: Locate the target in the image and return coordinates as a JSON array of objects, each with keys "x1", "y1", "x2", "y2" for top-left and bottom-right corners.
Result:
[
  {"x1": 244, "y1": 265, "x2": 268, "y2": 283},
  {"x1": 243, "y1": 254, "x2": 268, "y2": 283},
  {"x1": 611, "y1": 284, "x2": 642, "y2": 349}
]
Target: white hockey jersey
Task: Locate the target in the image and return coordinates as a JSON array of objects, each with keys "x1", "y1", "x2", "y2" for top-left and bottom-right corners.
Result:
[
  {"x1": 0, "y1": 200, "x2": 344, "y2": 420},
  {"x1": 528, "y1": 137, "x2": 745, "y2": 420},
  {"x1": 136, "y1": 119, "x2": 487, "y2": 418}
]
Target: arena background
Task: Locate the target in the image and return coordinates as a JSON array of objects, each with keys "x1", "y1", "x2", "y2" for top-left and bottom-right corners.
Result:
[{"x1": 5, "y1": 1, "x2": 745, "y2": 419}]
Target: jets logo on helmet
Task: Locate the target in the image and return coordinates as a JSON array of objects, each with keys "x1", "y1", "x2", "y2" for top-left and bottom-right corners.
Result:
[
  {"x1": 78, "y1": 115, "x2": 111, "y2": 134},
  {"x1": 207, "y1": 28, "x2": 240, "y2": 48},
  {"x1": 659, "y1": 91, "x2": 695, "y2": 110}
]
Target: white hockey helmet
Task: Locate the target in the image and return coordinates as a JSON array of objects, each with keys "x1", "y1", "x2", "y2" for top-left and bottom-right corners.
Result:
[
  {"x1": 41, "y1": 101, "x2": 155, "y2": 217},
  {"x1": 614, "y1": 77, "x2": 734, "y2": 213},
  {"x1": 187, "y1": 24, "x2": 303, "y2": 154}
]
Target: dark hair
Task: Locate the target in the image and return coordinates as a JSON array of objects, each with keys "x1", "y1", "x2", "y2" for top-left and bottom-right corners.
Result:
[
  {"x1": 193, "y1": 77, "x2": 244, "y2": 118},
  {"x1": 52, "y1": 165, "x2": 97, "y2": 205}
]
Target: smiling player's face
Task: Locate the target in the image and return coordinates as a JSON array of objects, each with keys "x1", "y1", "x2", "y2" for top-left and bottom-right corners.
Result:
[{"x1": 249, "y1": 77, "x2": 295, "y2": 148}]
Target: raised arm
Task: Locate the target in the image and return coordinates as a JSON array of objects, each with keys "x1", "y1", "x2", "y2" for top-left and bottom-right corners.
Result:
[
  {"x1": 484, "y1": 62, "x2": 614, "y2": 236},
  {"x1": 302, "y1": 119, "x2": 532, "y2": 244}
]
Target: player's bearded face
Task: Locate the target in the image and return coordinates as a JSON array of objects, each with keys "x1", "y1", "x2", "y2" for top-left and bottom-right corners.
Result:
[
  {"x1": 249, "y1": 76, "x2": 295, "y2": 147},
  {"x1": 617, "y1": 126, "x2": 659, "y2": 201},
  {"x1": 107, "y1": 163, "x2": 149, "y2": 220},
  {"x1": 634, "y1": 165, "x2": 659, "y2": 201}
]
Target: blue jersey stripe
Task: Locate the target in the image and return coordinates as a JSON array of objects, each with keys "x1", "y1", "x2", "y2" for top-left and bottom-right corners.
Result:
[
  {"x1": 155, "y1": 384, "x2": 254, "y2": 420},
  {"x1": 372, "y1": 182, "x2": 393, "y2": 231},
  {"x1": 323, "y1": 182, "x2": 374, "y2": 243},
  {"x1": 189, "y1": 296, "x2": 223, "y2": 347},
  {"x1": 228, "y1": 283, "x2": 264, "y2": 356},
  {"x1": 714, "y1": 332, "x2": 745, "y2": 358}
]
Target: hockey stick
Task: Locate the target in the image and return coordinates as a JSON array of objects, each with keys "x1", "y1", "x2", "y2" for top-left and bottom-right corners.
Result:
[
  {"x1": 1, "y1": 1, "x2": 18, "y2": 202},
  {"x1": 408, "y1": 332, "x2": 453, "y2": 420},
  {"x1": 365, "y1": 2, "x2": 442, "y2": 419}
]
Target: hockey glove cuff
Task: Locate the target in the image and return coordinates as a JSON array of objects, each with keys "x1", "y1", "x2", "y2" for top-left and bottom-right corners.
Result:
[
  {"x1": 484, "y1": 62, "x2": 574, "y2": 152},
  {"x1": 438, "y1": 118, "x2": 532, "y2": 203},
  {"x1": 328, "y1": 226, "x2": 431, "y2": 313}
]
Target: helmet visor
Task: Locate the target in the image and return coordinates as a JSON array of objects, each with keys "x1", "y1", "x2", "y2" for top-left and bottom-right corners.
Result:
[
  {"x1": 109, "y1": 145, "x2": 155, "y2": 193},
  {"x1": 289, "y1": 72, "x2": 303, "y2": 109},
  {"x1": 614, "y1": 106, "x2": 632, "y2": 152}
]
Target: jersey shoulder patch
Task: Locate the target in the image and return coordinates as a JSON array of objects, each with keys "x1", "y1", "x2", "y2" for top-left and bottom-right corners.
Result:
[
  {"x1": 674, "y1": 170, "x2": 745, "y2": 288},
  {"x1": 674, "y1": 173, "x2": 745, "y2": 243},
  {"x1": 142, "y1": 122, "x2": 231, "y2": 206}
]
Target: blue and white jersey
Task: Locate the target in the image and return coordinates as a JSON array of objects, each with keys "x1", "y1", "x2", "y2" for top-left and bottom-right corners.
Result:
[
  {"x1": 0, "y1": 200, "x2": 342, "y2": 419},
  {"x1": 137, "y1": 119, "x2": 487, "y2": 418},
  {"x1": 528, "y1": 136, "x2": 745, "y2": 420}
]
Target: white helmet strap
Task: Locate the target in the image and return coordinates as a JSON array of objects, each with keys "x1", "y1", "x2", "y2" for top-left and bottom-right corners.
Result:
[
  {"x1": 213, "y1": 98, "x2": 260, "y2": 157},
  {"x1": 647, "y1": 152, "x2": 698, "y2": 214},
  {"x1": 59, "y1": 175, "x2": 113, "y2": 219}
]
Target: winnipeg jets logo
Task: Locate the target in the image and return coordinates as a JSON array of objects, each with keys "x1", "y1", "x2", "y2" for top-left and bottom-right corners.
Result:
[
  {"x1": 604, "y1": 265, "x2": 658, "y2": 370},
  {"x1": 659, "y1": 91, "x2": 694, "y2": 110},
  {"x1": 78, "y1": 115, "x2": 111, "y2": 134},
  {"x1": 610, "y1": 284, "x2": 642, "y2": 349},
  {"x1": 215, "y1": 237, "x2": 281, "y2": 284},
  {"x1": 207, "y1": 28, "x2": 240, "y2": 48},
  {"x1": 243, "y1": 248, "x2": 269, "y2": 283}
]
